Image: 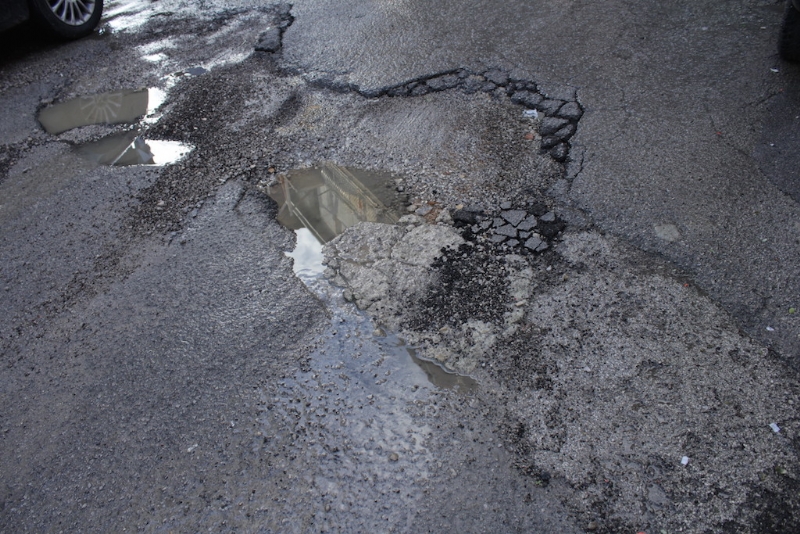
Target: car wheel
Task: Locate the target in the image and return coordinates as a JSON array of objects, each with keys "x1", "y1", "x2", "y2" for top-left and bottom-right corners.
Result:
[
  {"x1": 28, "y1": 0, "x2": 104, "y2": 40},
  {"x1": 779, "y1": 0, "x2": 800, "y2": 62}
]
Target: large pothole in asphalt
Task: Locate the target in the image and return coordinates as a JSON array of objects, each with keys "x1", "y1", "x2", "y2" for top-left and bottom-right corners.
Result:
[{"x1": 268, "y1": 162, "x2": 477, "y2": 392}]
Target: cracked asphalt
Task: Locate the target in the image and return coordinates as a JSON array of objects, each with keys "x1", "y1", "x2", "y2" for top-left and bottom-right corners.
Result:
[{"x1": 1, "y1": 0, "x2": 799, "y2": 532}]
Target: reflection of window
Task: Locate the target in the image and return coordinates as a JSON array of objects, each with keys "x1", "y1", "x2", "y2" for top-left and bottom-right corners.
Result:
[
  {"x1": 270, "y1": 164, "x2": 400, "y2": 244},
  {"x1": 78, "y1": 92, "x2": 127, "y2": 124}
]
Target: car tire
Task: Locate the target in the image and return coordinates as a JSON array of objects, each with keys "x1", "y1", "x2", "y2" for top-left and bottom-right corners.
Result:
[
  {"x1": 779, "y1": 1, "x2": 800, "y2": 62},
  {"x1": 28, "y1": 0, "x2": 104, "y2": 40}
]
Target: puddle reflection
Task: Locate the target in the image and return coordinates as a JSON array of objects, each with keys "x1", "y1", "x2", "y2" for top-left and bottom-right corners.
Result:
[
  {"x1": 286, "y1": 228, "x2": 325, "y2": 279},
  {"x1": 76, "y1": 130, "x2": 192, "y2": 166},
  {"x1": 38, "y1": 88, "x2": 164, "y2": 134},
  {"x1": 274, "y1": 163, "x2": 477, "y2": 392},
  {"x1": 397, "y1": 339, "x2": 478, "y2": 393},
  {"x1": 268, "y1": 163, "x2": 403, "y2": 244}
]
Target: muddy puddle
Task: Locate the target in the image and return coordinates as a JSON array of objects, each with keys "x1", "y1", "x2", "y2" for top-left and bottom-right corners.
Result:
[{"x1": 272, "y1": 163, "x2": 477, "y2": 393}]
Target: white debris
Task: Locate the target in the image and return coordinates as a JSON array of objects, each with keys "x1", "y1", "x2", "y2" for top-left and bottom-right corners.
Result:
[
  {"x1": 523, "y1": 109, "x2": 538, "y2": 119},
  {"x1": 770, "y1": 422, "x2": 781, "y2": 433},
  {"x1": 766, "y1": 326, "x2": 775, "y2": 332},
  {"x1": 187, "y1": 443, "x2": 198, "y2": 453},
  {"x1": 681, "y1": 456, "x2": 690, "y2": 466}
]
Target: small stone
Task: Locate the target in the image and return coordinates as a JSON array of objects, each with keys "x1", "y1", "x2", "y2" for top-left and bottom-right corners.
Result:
[
  {"x1": 540, "y1": 211, "x2": 556, "y2": 222},
  {"x1": 586, "y1": 521, "x2": 598, "y2": 531},
  {"x1": 489, "y1": 233, "x2": 507, "y2": 243},
  {"x1": 483, "y1": 69, "x2": 509, "y2": 86},
  {"x1": 480, "y1": 220, "x2": 493, "y2": 230},
  {"x1": 539, "y1": 117, "x2": 570, "y2": 136},
  {"x1": 427, "y1": 74, "x2": 460, "y2": 91},
  {"x1": 462, "y1": 75, "x2": 484, "y2": 94},
  {"x1": 511, "y1": 90, "x2": 543, "y2": 108},
  {"x1": 538, "y1": 83, "x2": 576, "y2": 101},
  {"x1": 452, "y1": 209, "x2": 481, "y2": 225},
  {"x1": 407, "y1": 204, "x2": 419, "y2": 212},
  {"x1": 654, "y1": 223, "x2": 680, "y2": 242},
  {"x1": 500, "y1": 201, "x2": 512, "y2": 210},
  {"x1": 495, "y1": 225, "x2": 518, "y2": 238},
  {"x1": 536, "y1": 99, "x2": 565, "y2": 115},
  {"x1": 501, "y1": 209, "x2": 527, "y2": 226},
  {"x1": 435, "y1": 209, "x2": 453, "y2": 224},
  {"x1": 389, "y1": 452, "x2": 399, "y2": 461},
  {"x1": 554, "y1": 123, "x2": 576, "y2": 140},
  {"x1": 524, "y1": 236, "x2": 543, "y2": 251},
  {"x1": 535, "y1": 241, "x2": 549, "y2": 252},
  {"x1": 415, "y1": 204, "x2": 433, "y2": 216},
  {"x1": 550, "y1": 143, "x2": 569, "y2": 162},
  {"x1": 398, "y1": 214, "x2": 424, "y2": 225},
  {"x1": 556, "y1": 102, "x2": 583, "y2": 120},
  {"x1": 480, "y1": 81, "x2": 497, "y2": 92},
  {"x1": 519, "y1": 231, "x2": 530, "y2": 239},
  {"x1": 540, "y1": 136, "x2": 560, "y2": 149},
  {"x1": 517, "y1": 215, "x2": 538, "y2": 231},
  {"x1": 506, "y1": 239, "x2": 520, "y2": 247},
  {"x1": 493, "y1": 217, "x2": 506, "y2": 228}
]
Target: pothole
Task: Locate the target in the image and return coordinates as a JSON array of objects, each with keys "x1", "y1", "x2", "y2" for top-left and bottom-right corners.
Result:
[
  {"x1": 37, "y1": 87, "x2": 192, "y2": 167},
  {"x1": 269, "y1": 162, "x2": 477, "y2": 392},
  {"x1": 75, "y1": 130, "x2": 191, "y2": 166},
  {"x1": 267, "y1": 163, "x2": 406, "y2": 244},
  {"x1": 38, "y1": 88, "x2": 163, "y2": 134}
]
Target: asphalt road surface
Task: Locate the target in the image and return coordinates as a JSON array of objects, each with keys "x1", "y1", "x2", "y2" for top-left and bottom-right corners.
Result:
[{"x1": 1, "y1": 1, "x2": 799, "y2": 532}]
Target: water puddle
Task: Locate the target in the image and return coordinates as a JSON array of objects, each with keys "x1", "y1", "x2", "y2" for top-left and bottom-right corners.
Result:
[
  {"x1": 285, "y1": 227, "x2": 325, "y2": 279},
  {"x1": 407, "y1": 346, "x2": 478, "y2": 392},
  {"x1": 268, "y1": 163, "x2": 405, "y2": 244},
  {"x1": 38, "y1": 88, "x2": 165, "y2": 134},
  {"x1": 272, "y1": 163, "x2": 477, "y2": 392},
  {"x1": 378, "y1": 332, "x2": 478, "y2": 392},
  {"x1": 75, "y1": 130, "x2": 192, "y2": 166},
  {"x1": 37, "y1": 87, "x2": 190, "y2": 166}
]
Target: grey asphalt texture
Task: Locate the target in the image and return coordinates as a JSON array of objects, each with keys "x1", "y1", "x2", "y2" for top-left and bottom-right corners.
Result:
[
  {"x1": 1, "y1": 0, "x2": 799, "y2": 532},
  {"x1": 284, "y1": 0, "x2": 800, "y2": 362}
]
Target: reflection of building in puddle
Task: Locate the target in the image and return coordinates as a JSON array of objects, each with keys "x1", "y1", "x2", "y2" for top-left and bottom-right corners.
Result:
[
  {"x1": 76, "y1": 130, "x2": 192, "y2": 166},
  {"x1": 270, "y1": 164, "x2": 477, "y2": 392},
  {"x1": 269, "y1": 164, "x2": 402, "y2": 244}
]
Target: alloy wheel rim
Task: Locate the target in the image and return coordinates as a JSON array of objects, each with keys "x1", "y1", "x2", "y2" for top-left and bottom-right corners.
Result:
[{"x1": 46, "y1": 0, "x2": 96, "y2": 26}]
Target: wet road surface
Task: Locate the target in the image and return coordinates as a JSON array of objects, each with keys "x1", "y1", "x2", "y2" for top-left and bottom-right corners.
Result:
[{"x1": 1, "y1": 1, "x2": 799, "y2": 532}]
